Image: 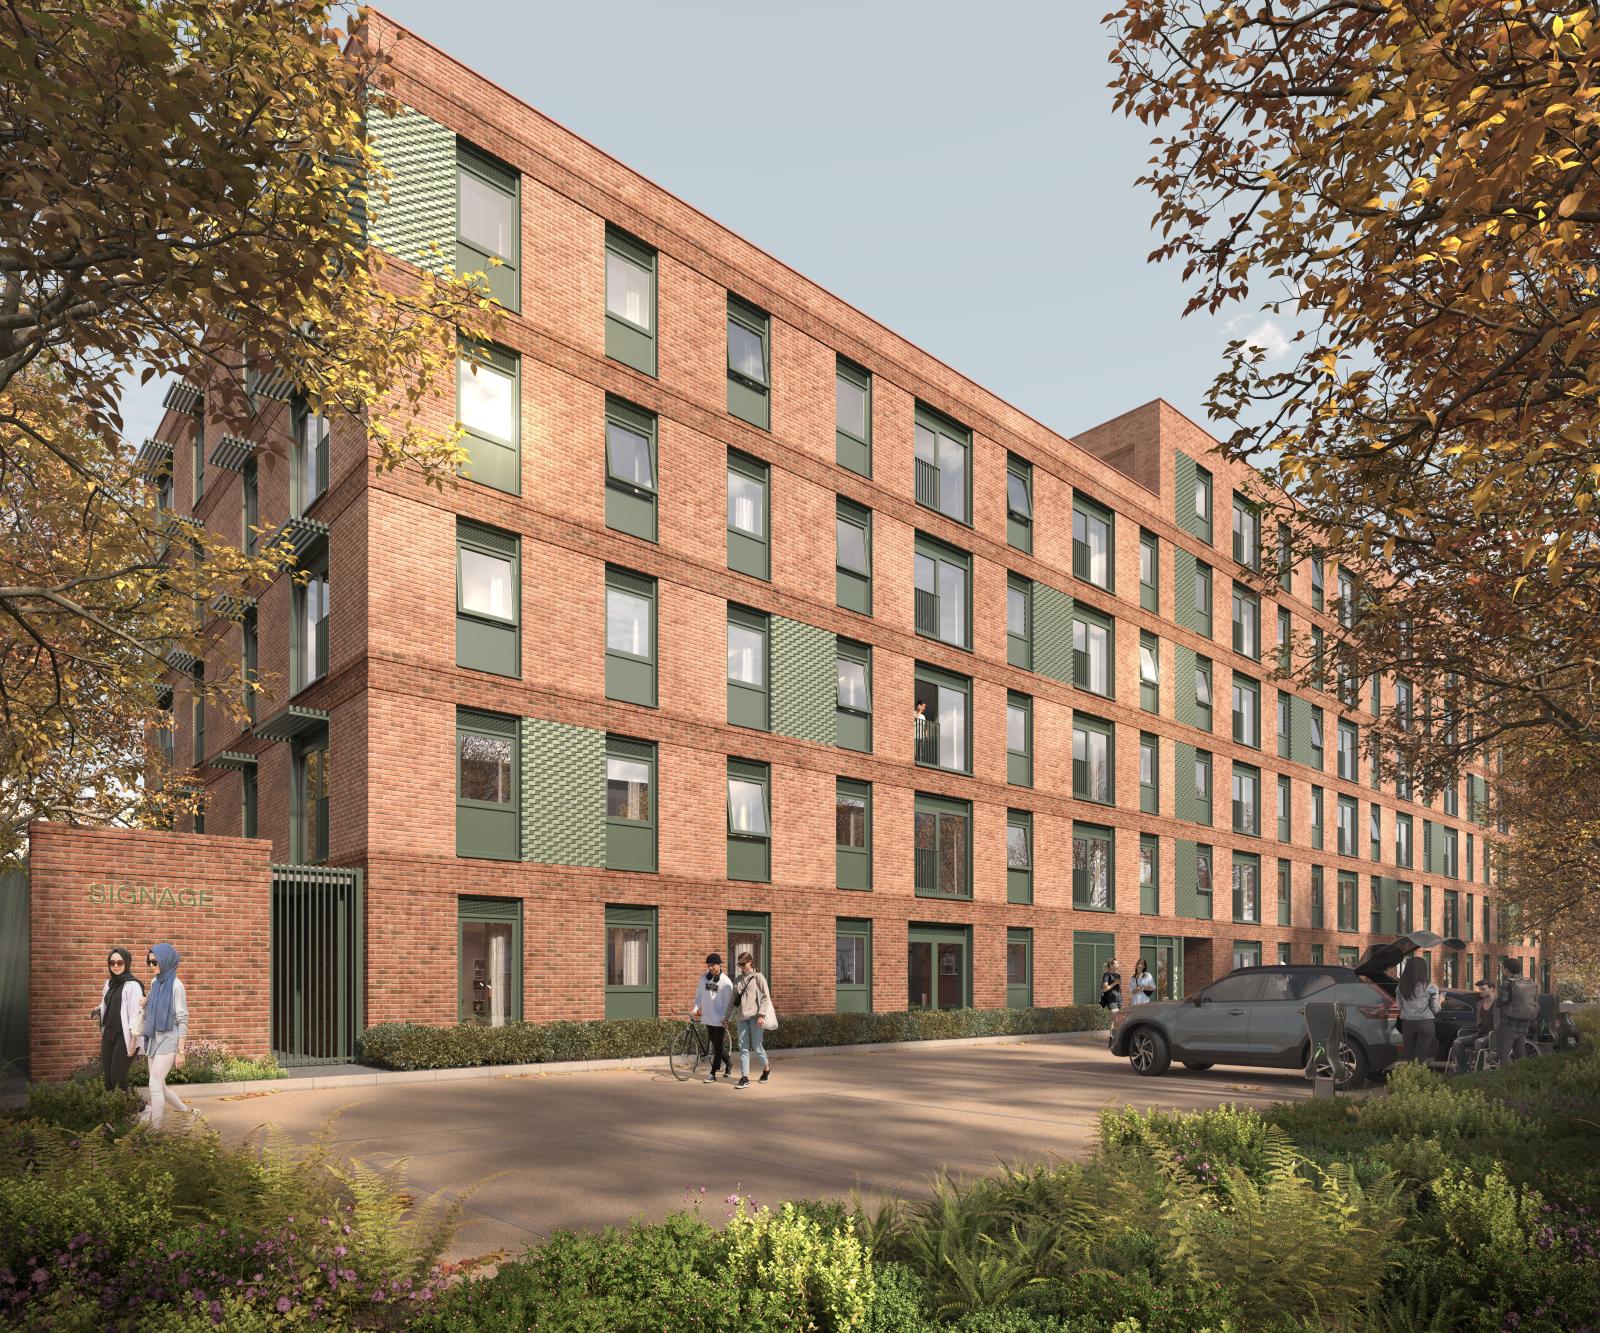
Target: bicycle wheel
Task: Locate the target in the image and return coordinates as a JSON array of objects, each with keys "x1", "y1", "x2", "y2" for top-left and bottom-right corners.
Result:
[{"x1": 668, "y1": 1023, "x2": 703, "y2": 1081}]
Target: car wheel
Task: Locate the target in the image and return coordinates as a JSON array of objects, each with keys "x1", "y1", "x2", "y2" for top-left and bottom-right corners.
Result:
[
  {"x1": 1182, "y1": 1061, "x2": 1214, "y2": 1072},
  {"x1": 1128, "y1": 1027, "x2": 1171, "y2": 1076},
  {"x1": 1311, "y1": 1040, "x2": 1368, "y2": 1088}
]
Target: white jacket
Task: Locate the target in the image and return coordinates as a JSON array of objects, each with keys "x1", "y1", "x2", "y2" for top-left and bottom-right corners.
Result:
[
  {"x1": 691, "y1": 971, "x2": 735, "y2": 1026},
  {"x1": 96, "y1": 979, "x2": 144, "y2": 1054}
]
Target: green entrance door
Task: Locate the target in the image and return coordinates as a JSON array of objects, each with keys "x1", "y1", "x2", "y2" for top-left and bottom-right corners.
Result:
[
  {"x1": 1139, "y1": 935, "x2": 1185, "y2": 1002},
  {"x1": 909, "y1": 924, "x2": 969, "y2": 1010},
  {"x1": 1073, "y1": 930, "x2": 1117, "y2": 1007}
]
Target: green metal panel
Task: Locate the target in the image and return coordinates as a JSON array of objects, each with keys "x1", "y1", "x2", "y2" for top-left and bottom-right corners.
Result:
[
  {"x1": 1173, "y1": 546, "x2": 1202, "y2": 634},
  {"x1": 1175, "y1": 450, "x2": 1211, "y2": 542},
  {"x1": 1033, "y1": 582, "x2": 1075, "y2": 684},
  {"x1": 1174, "y1": 645, "x2": 1199, "y2": 729},
  {"x1": 1174, "y1": 742, "x2": 1209, "y2": 826},
  {"x1": 1175, "y1": 840, "x2": 1213, "y2": 920},
  {"x1": 1375, "y1": 877, "x2": 1400, "y2": 935},
  {"x1": 520, "y1": 718, "x2": 605, "y2": 867},
  {"x1": 368, "y1": 104, "x2": 454, "y2": 275},
  {"x1": 270, "y1": 864, "x2": 364, "y2": 1067},
  {"x1": 772, "y1": 616, "x2": 837, "y2": 745},
  {"x1": 1072, "y1": 931, "x2": 1116, "y2": 1007},
  {"x1": 1289, "y1": 695, "x2": 1316, "y2": 768},
  {"x1": 0, "y1": 869, "x2": 26, "y2": 1075}
]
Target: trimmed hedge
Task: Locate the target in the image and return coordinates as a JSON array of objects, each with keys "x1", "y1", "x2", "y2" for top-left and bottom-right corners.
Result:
[{"x1": 356, "y1": 1004, "x2": 1109, "y2": 1072}]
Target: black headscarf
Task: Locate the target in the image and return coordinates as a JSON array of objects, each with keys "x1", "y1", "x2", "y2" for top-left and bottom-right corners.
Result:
[{"x1": 103, "y1": 947, "x2": 137, "y2": 1026}]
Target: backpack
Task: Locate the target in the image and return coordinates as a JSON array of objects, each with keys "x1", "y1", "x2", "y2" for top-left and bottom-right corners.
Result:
[{"x1": 1506, "y1": 978, "x2": 1538, "y2": 1022}]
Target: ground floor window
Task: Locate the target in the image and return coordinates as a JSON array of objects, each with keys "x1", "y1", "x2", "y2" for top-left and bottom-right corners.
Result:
[
  {"x1": 1072, "y1": 930, "x2": 1117, "y2": 1007},
  {"x1": 459, "y1": 897, "x2": 522, "y2": 1026},
  {"x1": 294, "y1": 730, "x2": 330, "y2": 864},
  {"x1": 1006, "y1": 928, "x2": 1032, "y2": 1009},
  {"x1": 908, "y1": 924, "x2": 969, "y2": 1010},
  {"x1": 1233, "y1": 940, "x2": 1262, "y2": 970},
  {"x1": 728, "y1": 910, "x2": 771, "y2": 980},
  {"x1": 605, "y1": 905, "x2": 657, "y2": 1018},
  {"x1": 836, "y1": 919, "x2": 871, "y2": 1013},
  {"x1": 1139, "y1": 935, "x2": 1184, "y2": 1001}
]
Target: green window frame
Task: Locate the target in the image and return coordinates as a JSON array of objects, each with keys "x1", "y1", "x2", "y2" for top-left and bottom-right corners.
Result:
[
  {"x1": 1139, "y1": 632, "x2": 1159, "y2": 713},
  {"x1": 458, "y1": 896, "x2": 524, "y2": 1025},
  {"x1": 1193, "y1": 749, "x2": 1213, "y2": 826},
  {"x1": 1007, "y1": 692, "x2": 1033, "y2": 787},
  {"x1": 914, "y1": 403, "x2": 972, "y2": 525},
  {"x1": 192, "y1": 692, "x2": 205, "y2": 766},
  {"x1": 1072, "y1": 603, "x2": 1114, "y2": 697},
  {"x1": 1277, "y1": 607, "x2": 1291, "y2": 673},
  {"x1": 1310, "y1": 943, "x2": 1325, "y2": 965},
  {"x1": 1311, "y1": 784, "x2": 1325, "y2": 849},
  {"x1": 1232, "y1": 672, "x2": 1259, "y2": 747},
  {"x1": 1277, "y1": 690, "x2": 1291, "y2": 758},
  {"x1": 1006, "y1": 810, "x2": 1033, "y2": 904},
  {"x1": 192, "y1": 428, "x2": 204, "y2": 507},
  {"x1": 605, "y1": 736, "x2": 657, "y2": 873},
  {"x1": 909, "y1": 923, "x2": 971, "y2": 1011},
  {"x1": 1194, "y1": 654, "x2": 1213, "y2": 731},
  {"x1": 1194, "y1": 465, "x2": 1213, "y2": 543},
  {"x1": 1139, "y1": 529, "x2": 1158, "y2": 612},
  {"x1": 913, "y1": 532, "x2": 971, "y2": 650},
  {"x1": 1338, "y1": 871, "x2": 1358, "y2": 932},
  {"x1": 1072, "y1": 821, "x2": 1115, "y2": 911},
  {"x1": 727, "y1": 294, "x2": 770, "y2": 429},
  {"x1": 1396, "y1": 812, "x2": 1413, "y2": 868},
  {"x1": 1193, "y1": 560, "x2": 1213, "y2": 637},
  {"x1": 242, "y1": 766, "x2": 257, "y2": 840},
  {"x1": 456, "y1": 141, "x2": 520, "y2": 310},
  {"x1": 1311, "y1": 865, "x2": 1326, "y2": 929},
  {"x1": 1369, "y1": 803, "x2": 1382, "y2": 862},
  {"x1": 242, "y1": 459, "x2": 258, "y2": 555},
  {"x1": 836, "y1": 498, "x2": 872, "y2": 614},
  {"x1": 836, "y1": 778, "x2": 871, "y2": 891},
  {"x1": 456, "y1": 710, "x2": 518, "y2": 862},
  {"x1": 1073, "y1": 930, "x2": 1118, "y2": 1005},
  {"x1": 456, "y1": 520, "x2": 520, "y2": 678},
  {"x1": 1006, "y1": 928, "x2": 1033, "y2": 1009},
  {"x1": 727, "y1": 450, "x2": 770, "y2": 580},
  {"x1": 1231, "y1": 494, "x2": 1259, "y2": 569},
  {"x1": 1309, "y1": 705, "x2": 1325, "y2": 769},
  {"x1": 1072, "y1": 713, "x2": 1115, "y2": 805},
  {"x1": 1277, "y1": 858, "x2": 1292, "y2": 925},
  {"x1": 914, "y1": 662, "x2": 971, "y2": 774},
  {"x1": 604, "y1": 397, "x2": 658, "y2": 543},
  {"x1": 604, "y1": 905, "x2": 657, "y2": 1018},
  {"x1": 456, "y1": 342, "x2": 520, "y2": 494},
  {"x1": 1234, "y1": 940, "x2": 1263, "y2": 969},
  {"x1": 836, "y1": 358, "x2": 872, "y2": 476},
  {"x1": 1006, "y1": 455, "x2": 1033, "y2": 553},
  {"x1": 1139, "y1": 731, "x2": 1159, "y2": 814},
  {"x1": 292, "y1": 396, "x2": 330, "y2": 515},
  {"x1": 1232, "y1": 583, "x2": 1259, "y2": 659},
  {"x1": 1311, "y1": 626, "x2": 1326, "y2": 686},
  {"x1": 836, "y1": 918, "x2": 872, "y2": 1012},
  {"x1": 914, "y1": 792, "x2": 971, "y2": 899},
  {"x1": 1072, "y1": 493, "x2": 1114, "y2": 590},
  {"x1": 1311, "y1": 553, "x2": 1325, "y2": 610},
  {"x1": 1277, "y1": 773, "x2": 1291, "y2": 842},
  {"x1": 1277, "y1": 524, "x2": 1293, "y2": 591},
  {"x1": 1139, "y1": 833, "x2": 1160, "y2": 914},
  {"x1": 837, "y1": 639, "x2": 872, "y2": 753},
  {"x1": 605, "y1": 227, "x2": 657, "y2": 376},
  {"x1": 1232, "y1": 851, "x2": 1261, "y2": 924},
  {"x1": 1007, "y1": 574, "x2": 1032, "y2": 669},
  {"x1": 292, "y1": 552, "x2": 329, "y2": 694},
  {"x1": 604, "y1": 566, "x2": 657, "y2": 707},
  {"x1": 1232, "y1": 761, "x2": 1260, "y2": 836},
  {"x1": 727, "y1": 605, "x2": 770, "y2": 731},
  {"x1": 727, "y1": 759, "x2": 771, "y2": 882},
  {"x1": 1337, "y1": 793, "x2": 1357, "y2": 856}
]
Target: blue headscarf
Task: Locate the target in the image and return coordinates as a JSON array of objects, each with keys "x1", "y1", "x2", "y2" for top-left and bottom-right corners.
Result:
[{"x1": 145, "y1": 942, "x2": 181, "y2": 1033}]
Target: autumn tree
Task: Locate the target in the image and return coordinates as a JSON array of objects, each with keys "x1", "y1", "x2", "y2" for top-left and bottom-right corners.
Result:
[{"x1": 0, "y1": 1, "x2": 496, "y2": 864}]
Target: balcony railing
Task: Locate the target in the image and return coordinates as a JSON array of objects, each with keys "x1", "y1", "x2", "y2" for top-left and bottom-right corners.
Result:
[
  {"x1": 914, "y1": 717, "x2": 941, "y2": 767},
  {"x1": 915, "y1": 458, "x2": 939, "y2": 510},
  {"x1": 914, "y1": 588, "x2": 939, "y2": 637}
]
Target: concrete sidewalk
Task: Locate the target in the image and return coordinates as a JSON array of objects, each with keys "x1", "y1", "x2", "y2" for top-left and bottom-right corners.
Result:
[{"x1": 192, "y1": 1033, "x2": 1309, "y2": 1264}]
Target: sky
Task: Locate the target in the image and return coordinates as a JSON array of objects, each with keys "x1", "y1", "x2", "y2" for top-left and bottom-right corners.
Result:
[{"x1": 119, "y1": 0, "x2": 1284, "y2": 449}]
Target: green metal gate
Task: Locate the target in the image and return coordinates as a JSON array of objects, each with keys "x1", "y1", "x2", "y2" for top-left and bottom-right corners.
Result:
[
  {"x1": 0, "y1": 868, "x2": 29, "y2": 1081},
  {"x1": 271, "y1": 864, "x2": 363, "y2": 1066}
]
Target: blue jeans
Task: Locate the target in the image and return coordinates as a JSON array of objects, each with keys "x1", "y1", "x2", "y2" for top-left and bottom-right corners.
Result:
[{"x1": 737, "y1": 1016, "x2": 767, "y2": 1077}]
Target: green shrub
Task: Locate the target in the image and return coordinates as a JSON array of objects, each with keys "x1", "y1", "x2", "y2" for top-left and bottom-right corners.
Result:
[
  {"x1": 1013, "y1": 1269, "x2": 1241, "y2": 1332},
  {"x1": 1351, "y1": 1062, "x2": 1527, "y2": 1140},
  {"x1": 1101, "y1": 1103, "x2": 1270, "y2": 1188},
  {"x1": 69, "y1": 1040, "x2": 286, "y2": 1087},
  {"x1": 13, "y1": 1078, "x2": 142, "y2": 1132}
]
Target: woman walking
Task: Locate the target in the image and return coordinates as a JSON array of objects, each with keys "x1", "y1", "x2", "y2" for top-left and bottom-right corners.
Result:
[
  {"x1": 91, "y1": 947, "x2": 143, "y2": 1090},
  {"x1": 1397, "y1": 955, "x2": 1441, "y2": 1064},
  {"x1": 141, "y1": 942, "x2": 194, "y2": 1127},
  {"x1": 731, "y1": 951, "x2": 773, "y2": 1090}
]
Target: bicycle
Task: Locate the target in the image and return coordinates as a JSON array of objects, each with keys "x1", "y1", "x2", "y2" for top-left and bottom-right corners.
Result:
[{"x1": 668, "y1": 1014, "x2": 712, "y2": 1082}]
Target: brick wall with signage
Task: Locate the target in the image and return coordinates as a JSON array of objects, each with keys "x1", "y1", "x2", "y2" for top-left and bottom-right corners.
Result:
[{"x1": 28, "y1": 823, "x2": 272, "y2": 1081}]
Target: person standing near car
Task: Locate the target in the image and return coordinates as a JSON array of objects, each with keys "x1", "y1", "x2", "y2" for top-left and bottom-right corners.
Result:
[
  {"x1": 1396, "y1": 955, "x2": 1440, "y2": 1063},
  {"x1": 1129, "y1": 959, "x2": 1156, "y2": 1006},
  {"x1": 1099, "y1": 959, "x2": 1123, "y2": 1013},
  {"x1": 1495, "y1": 956, "x2": 1538, "y2": 1065},
  {"x1": 731, "y1": 951, "x2": 772, "y2": 1089},
  {"x1": 690, "y1": 952, "x2": 734, "y2": 1084},
  {"x1": 91, "y1": 947, "x2": 143, "y2": 1091}
]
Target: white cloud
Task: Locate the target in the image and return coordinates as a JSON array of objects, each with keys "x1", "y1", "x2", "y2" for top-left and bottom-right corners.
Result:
[{"x1": 1225, "y1": 314, "x2": 1293, "y2": 364}]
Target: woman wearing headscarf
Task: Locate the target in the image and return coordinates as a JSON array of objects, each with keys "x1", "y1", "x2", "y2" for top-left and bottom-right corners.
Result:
[
  {"x1": 141, "y1": 942, "x2": 194, "y2": 1127},
  {"x1": 90, "y1": 947, "x2": 143, "y2": 1090}
]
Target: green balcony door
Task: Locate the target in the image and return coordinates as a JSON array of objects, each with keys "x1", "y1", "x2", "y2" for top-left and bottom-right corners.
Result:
[
  {"x1": 908, "y1": 924, "x2": 969, "y2": 1010},
  {"x1": 1139, "y1": 934, "x2": 1185, "y2": 1002}
]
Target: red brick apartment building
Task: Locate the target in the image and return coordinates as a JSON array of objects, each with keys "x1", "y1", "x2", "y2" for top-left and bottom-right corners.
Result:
[{"x1": 117, "y1": 10, "x2": 1535, "y2": 1063}]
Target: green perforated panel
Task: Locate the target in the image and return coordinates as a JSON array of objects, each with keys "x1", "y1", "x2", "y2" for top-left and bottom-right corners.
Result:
[
  {"x1": 1289, "y1": 695, "x2": 1316, "y2": 768},
  {"x1": 1173, "y1": 741, "x2": 1205, "y2": 824},
  {"x1": 1174, "y1": 645, "x2": 1199, "y2": 729},
  {"x1": 1173, "y1": 546, "x2": 1204, "y2": 634},
  {"x1": 771, "y1": 616, "x2": 837, "y2": 745},
  {"x1": 520, "y1": 718, "x2": 605, "y2": 867},
  {"x1": 368, "y1": 104, "x2": 454, "y2": 275},
  {"x1": 1376, "y1": 877, "x2": 1400, "y2": 935},
  {"x1": 1033, "y1": 582, "x2": 1075, "y2": 684}
]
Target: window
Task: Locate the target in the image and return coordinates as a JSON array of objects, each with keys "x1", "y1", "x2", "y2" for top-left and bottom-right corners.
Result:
[
  {"x1": 1443, "y1": 888, "x2": 1460, "y2": 938},
  {"x1": 1232, "y1": 584, "x2": 1259, "y2": 658},
  {"x1": 1277, "y1": 607, "x2": 1291, "y2": 673},
  {"x1": 836, "y1": 498, "x2": 872, "y2": 614},
  {"x1": 1006, "y1": 928, "x2": 1033, "y2": 1010},
  {"x1": 1466, "y1": 831, "x2": 1475, "y2": 882},
  {"x1": 1371, "y1": 737, "x2": 1382, "y2": 788},
  {"x1": 1277, "y1": 773, "x2": 1291, "y2": 841},
  {"x1": 1073, "y1": 605, "x2": 1113, "y2": 696},
  {"x1": 914, "y1": 404, "x2": 971, "y2": 524},
  {"x1": 1311, "y1": 784, "x2": 1325, "y2": 849},
  {"x1": 1232, "y1": 495, "x2": 1259, "y2": 568},
  {"x1": 456, "y1": 520, "x2": 519, "y2": 677},
  {"x1": 606, "y1": 737, "x2": 657, "y2": 873},
  {"x1": 1139, "y1": 633, "x2": 1159, "y2": 713},
  {"x1": 456, "y1": 711, "x2": 517, "y2": 861},
  {"x1": 242, "y1": 767, "x2": 257, "y2": 840},
  {"x1": 1232, "y1": 762, "x2": 1260, "y2": 836},
  {"x1": 1396, "y1": 679, "x2": 1413, "y2": 731},
  {"x1": 292, "y1": 398, "x2": 330, "y2": 515},
  {"x1": 1338, "y1": 871, "x2": 1358, "y2": 931},
  {"x1": 836, "y1": 919, "x2": 872, "y2": 1012},
  {"x1": 1396, "y1": 812, "x2": 1413, "y2": 868},
  {"x1": 837, "y1": 640, "x2": 872, "y2": 753},
  {"x1": 1193, "y1": 749, "x2": 1214, "y2": 826},
  {"x1": 1193, "y1": 561, "x2": 1213, "y2": 636},
  {"x1": 1337, "y1": 794, "x2": 1357, "y2": 856},
  {"x1": 191, "y1": 693, "x2": 205, "y2": 766},
  {"x1": 605, "y1": 227, "x2": 657, "y2": 375},
  {"x1": 604, "y1": 568, "x2": 657, "y2": 707},
  {"x1": 1277, "y1": 524, "x2": 1293, "y2": 591},
  {"x1": 1232, "y1": 673, "x2": 1260, "y2": 747},
  {"x1": 604, "y1": 905, "x2": 657, "y2": 1018},
  {"x1": 836, "y1": 358, "x2": 872, "y2": 476},
  {"x1": 1007, "y1": 810, "x2": 1033, "y2": 904},
  {"x1": 295, "y1": 558, "x2": 329, "y2": 692},
  {"x1": 1007, "y1": 575, "x2": 1032, "y2": 669},
  {"x1": 1139, "y1": 732, "x2": 1159, "y2": 813},
  {"x1": 836, "y1": 778, "x2": 871, "y2": 890},
  {"x1": 1194, "y1": 465, "x2": 1213, "y2": 538},
  {"x1": 914, "y1": 535, "x2": 971, "y2": 649},
  {"x1": 1073, "y1": 822, "x2": 1114, "y2": 911},
  {"x1": 1311, "y1": 865, "x2": 1325, "y2": 929},
  {"x1": 1277, "y1": 942, "x2": 1293, "y2": 967},
  {"x1": 1072, "y1": 714, "x2": 1114, "y2": 804},
  {"x1": 1139, "y1": 530, "x2": 1158, "y2": 611},
  {"x1": 1232, "y1": 852, "x2": 1261, "y2": 923},
  {"x1": 727, "y1": 451, "x2": 770, "y2": 579},
  {"x1": 604, "y1": 398, "x2": 658, "y2": 542},
  {"x1": 1369, "y1": 673, "x2": 1382, "y2": 717},
  {"x1": 1139, "y1": 834, "x2": 1159, "y2": 913},
  {"x1": 1277, "y1": 690, "x2": 1291, "y2": 758},
  {"x1": 457, "y1": 143, "x2": 519, "y2": 309},
  {"x1": 1311, "y1": 553, "x2": 1325, "y2": 611},
  {"x1": 1194, "y1": 655, "x2": 1214, "y2": 731},
  {"x1": 456, "y1": 344, "x2": 519, "y2": 494},
  {"x1": 915, "y1": 665, "x2": 970, "y2": 773},
  {"x1": 1443, "y1": 828, "x2": 1459, "y2": 877},
  {"x1": 459, "y1": 897, "x2": 522, "y2": 1026},
  {"x1": 1337, "y1": 719, "x2": 1358, "y2": 781},
  {"x1": 1309, "y1": 706, "x2": 1325, "y2": 769},
  {"x1": 1277, "y1": 858, "x2": 1292, "y2": 926},
  {"x1": 242, "y1": 460, "x2": 258, "y2": 555},
  {"x1": 1337, "y1": 569, "x2": 1356, "y2": 629},
  {"x1": 1007, "y1": 692, "x2": 1033, "y2": 787},
  {"x1": 1369, "y1": 804, "x2": 1381, "y2": 861},
  {"x1": 192, "y1": 431, "x2": 205, "y2": 507},
  {"x1": 1398, "y1": 882, "x2": 1414, "y2": 933},
  {"x1": 726, "y1": 295, "x2": 770, "y2": 429},
  {"x1": 727, "y1": 607, "x2": 770, "y2": 730},
  {"x1": 1072, "y1": 494, "x2": 1114, "y2": 589},
  {"x1": 914, "y1": 793, "x2": 970, "y2": 898},
  {"x1": 727, "y1": 760, "x2": 771, "y2": 882},
  {"x1": 1006, "y1": 455, "x2": 1033, "y2": 552},
  {"x1": 1443, "y1": 781, "x2": 1459, "y2": 817}
]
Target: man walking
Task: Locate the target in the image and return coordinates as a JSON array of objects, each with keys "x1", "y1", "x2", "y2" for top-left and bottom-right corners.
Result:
[
  {"x1": 1494, "y1": 956, "x2": 1539, "y2": 1065},
  {"x1": 691, "y1": 952, "x2": 735, "y2": 1083}
]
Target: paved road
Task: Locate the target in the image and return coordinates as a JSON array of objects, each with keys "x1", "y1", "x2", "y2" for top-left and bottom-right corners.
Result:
[{"x1": 197, "y1": 1034, "x2": 1308, "y2": 1263}]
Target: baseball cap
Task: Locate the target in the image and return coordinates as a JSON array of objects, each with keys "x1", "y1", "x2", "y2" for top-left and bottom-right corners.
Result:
[{"x1": 705, "y1": 952, "x2": 723, "y2": 966}]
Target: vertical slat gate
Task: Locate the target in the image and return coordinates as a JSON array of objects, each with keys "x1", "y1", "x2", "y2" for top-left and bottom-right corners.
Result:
[{"x1": 271, "y1": 864, "x2": 364, "y2": 1066}]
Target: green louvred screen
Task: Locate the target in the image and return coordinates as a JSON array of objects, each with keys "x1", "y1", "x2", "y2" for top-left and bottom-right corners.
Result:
[
  {"x1": 1173, "y1": 546, "x2": 1206, "y2": 634},
  {"x1": 368, "y1": 104, "x2": 454, "y2": 275},
  {"x1": 1376, "y1": 877, "x2": 1400, "y2": 935},
  {"x1": 1033, "y1": 582, "x2": 1075, "y2": 684},
  {"x1": 520, "y1": 718, "x2": 605, "y2": 867},
  {"x1": 1173, "y1": 742, "x2": 1202, "y2": 823},
  {"x1": 1289, "y1": 695, "x2": 1316, "y2": 768},
  {"x1": 1174, "y1": 645, "x2": 1199, "y2": 728},
  {"x1": 771, "y1": 617, "x2": 837, "y2": 745}
]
